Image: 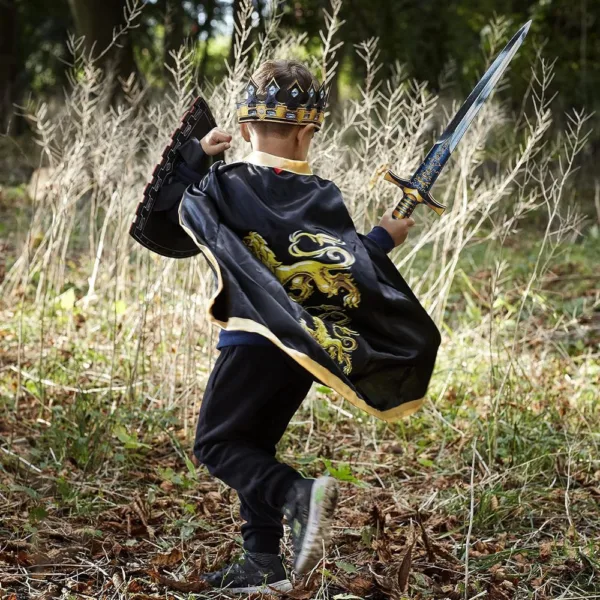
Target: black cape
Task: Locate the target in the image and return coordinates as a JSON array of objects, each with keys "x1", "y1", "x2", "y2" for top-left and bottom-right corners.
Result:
[{"x1": 177, "y1": 157, "x2": 440, "y2": 421}]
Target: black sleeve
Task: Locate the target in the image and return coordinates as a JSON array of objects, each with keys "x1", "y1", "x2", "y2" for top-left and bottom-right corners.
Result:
[
  {"x1": 155, "y1": 137, "x2": 212, "y2": 226},
  {"x1": 365, "y1": 226, "x2": 395, "y2": 254}
]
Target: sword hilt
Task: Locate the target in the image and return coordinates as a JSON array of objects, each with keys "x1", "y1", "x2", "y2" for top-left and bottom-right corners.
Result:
[
  {"x1": 392, "y1": 193, "x2": 419, "y2": 219},
  {"x1": 385, "y1": 170, "x2": 446, "y2": 220}
]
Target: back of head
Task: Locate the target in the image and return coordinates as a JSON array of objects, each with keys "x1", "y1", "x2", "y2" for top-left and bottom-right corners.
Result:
[{"x1": 249, "y1": 60, "x2": 320, "y2": 139}]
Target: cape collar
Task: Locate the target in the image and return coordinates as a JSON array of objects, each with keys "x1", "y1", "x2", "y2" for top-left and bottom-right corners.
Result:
[{"x1": 243, "y1": 150, "x2": 313, "y2": 176}]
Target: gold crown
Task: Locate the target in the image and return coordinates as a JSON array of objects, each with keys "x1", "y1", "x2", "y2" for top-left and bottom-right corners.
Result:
[{"x1": 236, "y1": 76, "x2": 330, "y2": 130}]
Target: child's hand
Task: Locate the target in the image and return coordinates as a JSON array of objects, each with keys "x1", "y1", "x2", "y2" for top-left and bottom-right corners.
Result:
[
  {"x1": 378, "y1": 208, "x2": 415, "y2": 247},
  {"x1": 200, "y1": 128, "x2": 232, "y2": 155}
]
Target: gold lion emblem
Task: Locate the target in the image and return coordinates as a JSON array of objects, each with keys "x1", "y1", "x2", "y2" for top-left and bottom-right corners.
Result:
[
  {"x1": 300, "y1": 316, "x2": 359, "y2": 375},
  {"x1": 243, "y1": 232, "x2": 362, "y2": 373},
  {"x1": 243, "y1": 230, "x2": 361, "y2": 308}
]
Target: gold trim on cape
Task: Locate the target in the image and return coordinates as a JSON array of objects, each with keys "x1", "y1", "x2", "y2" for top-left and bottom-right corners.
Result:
[
  {"x1": 243, "y1": 151, "x2": 313, "y2": 176},
  {"x1": 178, "y1": 201, "x2": 424, "y2": 423}
]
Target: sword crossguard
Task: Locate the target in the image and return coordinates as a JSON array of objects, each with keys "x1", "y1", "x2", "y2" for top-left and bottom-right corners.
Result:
[{"x1": 385, "y1": 170, "x2": 446, "y2": 219}]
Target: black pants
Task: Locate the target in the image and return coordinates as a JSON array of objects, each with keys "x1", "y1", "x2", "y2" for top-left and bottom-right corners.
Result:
[{"x1": 194, "y1": 345, "x2": 314, "y2": 554}]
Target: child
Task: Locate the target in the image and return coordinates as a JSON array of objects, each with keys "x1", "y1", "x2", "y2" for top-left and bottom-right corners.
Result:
[{"x1": 147, "y1": 59, "x2": 440, "y2": 594}]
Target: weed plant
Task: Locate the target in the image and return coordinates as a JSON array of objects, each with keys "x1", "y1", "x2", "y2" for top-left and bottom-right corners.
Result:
[{"x1": 0, "y1": 1, "x2": 598, "y2": 598}]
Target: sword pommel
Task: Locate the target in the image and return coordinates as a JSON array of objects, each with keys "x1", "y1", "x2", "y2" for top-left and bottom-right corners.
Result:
[{"x1": 385, "y1": 170, "x2": 446, "y2": 219}]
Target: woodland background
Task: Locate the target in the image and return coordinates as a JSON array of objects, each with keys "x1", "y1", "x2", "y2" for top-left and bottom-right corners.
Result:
[
  {"x1": 0, "y1": 1, "x2": 599, "y2": 599},
  {"x1": 1, "y1": 0, "x2": 600, "y2": 126}
]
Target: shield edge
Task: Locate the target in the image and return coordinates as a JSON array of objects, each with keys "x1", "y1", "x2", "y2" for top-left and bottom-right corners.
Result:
[{"x1": 129, "y1": 96, "x2": 223, "y2": 258}]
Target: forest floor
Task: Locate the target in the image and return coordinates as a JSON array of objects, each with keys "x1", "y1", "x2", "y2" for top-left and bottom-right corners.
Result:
[
  {"x1": 1, "y1": 174, "x2": 599, "y2": 599},
  {"x1": 1, "y1": 346, "x2": 599, "y2": 600}
]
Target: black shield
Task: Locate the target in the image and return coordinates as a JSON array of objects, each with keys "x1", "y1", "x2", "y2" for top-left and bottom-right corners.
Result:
[{"x1": 129, "y1": 96, "x2": 223, "y2": 258}]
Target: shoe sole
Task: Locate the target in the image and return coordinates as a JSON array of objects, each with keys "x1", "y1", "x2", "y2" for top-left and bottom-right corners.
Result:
[
  {"x1": 294, "y1": 476, "x2": 339, "y2": 575},
  {"x1": 227, "y1": 579, "x2": 293, "y2": 594}
]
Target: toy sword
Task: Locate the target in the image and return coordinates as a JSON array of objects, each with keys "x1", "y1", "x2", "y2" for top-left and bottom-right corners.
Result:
[{"x1": 387, "y1": 20, "x2": 531, "y2": 220}]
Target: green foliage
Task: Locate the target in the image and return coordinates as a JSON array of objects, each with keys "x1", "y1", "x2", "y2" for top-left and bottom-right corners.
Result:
[
  {"x1": 114, "y1": 424, "x2": 152, "y2": 451},
  {"x1": 335, "y1": 560, "x2": 359, "y2": 574},
  {"x1": 157, "y1": 466, "x2": 197, "y2": 490},
  {"x1": 322, "y1": 458, "x2": 368, "y2": 487},
  {"x1": 5, "y1": 0, "x2": 598, "y2": 126},
  {"x1": 32, "y1": 394, "x2": 115, "y2": 471}
]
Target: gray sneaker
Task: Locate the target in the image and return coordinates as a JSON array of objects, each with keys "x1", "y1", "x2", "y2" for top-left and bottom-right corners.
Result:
[
  {"x1": 202, "y1": 552, "x2": 292, "y2": 594},
  {"x1": 283, "y1": 476, "x2": 339, "y2": 574}
]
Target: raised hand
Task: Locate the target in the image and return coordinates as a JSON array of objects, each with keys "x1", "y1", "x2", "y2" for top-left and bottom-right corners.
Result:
[
  {"x1": 378, "y1": 208, "x2": 415, "y2": 247},
  {"x1": 200, "y1": 127, "x2": 233, "y2": 156}
]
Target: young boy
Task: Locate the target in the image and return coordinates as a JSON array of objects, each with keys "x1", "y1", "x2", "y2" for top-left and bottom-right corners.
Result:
[{"x1": 142, "y1": 59, "x2": 440, "y2": 594}]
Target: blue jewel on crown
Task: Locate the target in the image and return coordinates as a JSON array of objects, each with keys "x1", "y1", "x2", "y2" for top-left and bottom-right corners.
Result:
[
  {"x1": 305, "y1": 84, "x2": 317, "y2": 110},
  {"x1": 245, "y1": 79, "x2": 259, "y2": 106},
  {"x1": 265, "y1": 78, "x2": 280, "y2": 106}
]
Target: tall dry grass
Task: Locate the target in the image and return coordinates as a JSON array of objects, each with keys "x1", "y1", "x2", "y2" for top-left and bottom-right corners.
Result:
[{"x1": 1, "y1": 0, "x2": 593, "y2": 437}]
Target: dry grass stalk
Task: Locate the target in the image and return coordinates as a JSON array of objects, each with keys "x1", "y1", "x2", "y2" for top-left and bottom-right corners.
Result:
[{"x1": 0, "y1": 2, "x2": 591, "y2": 443}]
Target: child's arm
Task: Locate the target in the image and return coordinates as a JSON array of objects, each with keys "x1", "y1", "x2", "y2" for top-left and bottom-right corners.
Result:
[{"x1": 161, "y1": 128, "x2": 232, "y2": 225}]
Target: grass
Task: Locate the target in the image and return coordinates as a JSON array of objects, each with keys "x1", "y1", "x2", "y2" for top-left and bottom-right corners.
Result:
[
  {"x1": 1, "y1": 235, "x2": 597, "y2": 599},
  {"x1": 1, "y1": 0, "x2": 599, "y2": 597}
]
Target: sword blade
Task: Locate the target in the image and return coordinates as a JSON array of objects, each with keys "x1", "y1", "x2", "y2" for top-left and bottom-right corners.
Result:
[
  {"x1": 403, "y1": 21, "x2": 531, "y2": 205},
  {"x1": 445, "y1": 20, "x2": 531, "y2": 154}
]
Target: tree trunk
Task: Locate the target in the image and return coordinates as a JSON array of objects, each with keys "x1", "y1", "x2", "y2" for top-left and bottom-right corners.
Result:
[
  {"x1": 198, "y1": 0, "x2": 217, "y2": 83},
  {"x1": 67, "y1": 0, "x2": 137, "y2": 79},
  {"x1": 255, "y1": 0, "x2": 266, "y2": 39},
  {"x1": 0, "y1": 0, "x2": 18, "y2": 133},
  {"x1": 228, "y1": 0, "x2": 243, "y2": 67},
  {"x1": 163, "y1": 0, "x2": 186, "y2": 74}
]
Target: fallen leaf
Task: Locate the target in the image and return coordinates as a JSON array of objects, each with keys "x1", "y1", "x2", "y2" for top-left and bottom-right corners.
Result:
[
  {"x1": 151, "y1": 547, "x2": 183, "y2": 567},
  {"x1": 432, "y1": 542, "x2": 461, "y2": 563},
  {"x1": 148, "y1": 568, "x2": 208, "y2": 593},
  {"x1": 112, "y1": 572, "x2": 124, "y2": 590},
  {"x1": 489, "y1": 583, "x2": 511, "y2": 600},
  {"x1": 284, "y1": 590, "x2": 313, "y2": 600},
  {"x1": 397, "y1": 537, "x2": 415, "y2": 592},
  {"x1": 160, "y1": 480, "x2": 175, "y2": 492},
  {"x1": 341, "y1": 575, "x2": 373, "y2": 596},
  {"x1": 490, "y1": 564, "x2": 507, "y2": 582},
  {"x1": 417, "y1": 517, "x2": 435, "y2": 562},
  {"x1": 539, "y1": 541, "x2": 552, "y2": 562},
  {"x1": 127, "y1": 579, "x2": 147, "y2": 593}
]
